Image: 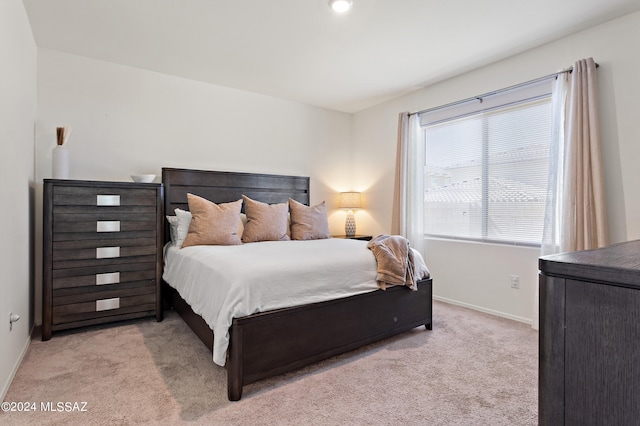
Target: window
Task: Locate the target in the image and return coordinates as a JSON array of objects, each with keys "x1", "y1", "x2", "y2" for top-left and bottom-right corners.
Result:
[{"x1": 420, "y1": 80, "x2": 553, "y2": 245}]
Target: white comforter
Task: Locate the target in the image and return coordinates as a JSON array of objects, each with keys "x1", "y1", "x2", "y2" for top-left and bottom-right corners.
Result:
[{"x1": 163, "y1": 238, "x2": 428, "y2": 366}]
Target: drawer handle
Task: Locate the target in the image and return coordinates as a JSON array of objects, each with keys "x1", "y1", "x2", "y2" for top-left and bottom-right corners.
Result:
[
  {"x1": 96, "y1": 298, "x2": 120, "y2": 311},
  {"x1": 96, "y1": 195, "x2": 120, "y2": 206},
  {"x1": 96, "y1": 272, "x2": 120, "y2": 285},
  {"x1": 97, "y1": 221, "x2": 121, "y2": 232},
  {"x1": 96, "y1": 247, "x2": 120, "y2": 259}
]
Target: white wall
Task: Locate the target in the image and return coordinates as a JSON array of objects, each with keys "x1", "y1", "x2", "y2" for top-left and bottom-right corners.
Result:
[
  {"x1": 0, "y1": 0, "x2": 37, "y2": 400},
  {"x1": 352, "y1": 11, "x2": 640, "y2": 323},
  {"x1": 33, "y1": 49, "x2": 355, "y2": 324}
]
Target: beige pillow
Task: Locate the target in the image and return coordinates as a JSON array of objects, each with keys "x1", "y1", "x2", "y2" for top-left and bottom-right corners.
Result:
[
  {"x1": 241, "y1": 195, "x2": 290, "y2": 243},
  {"x1": 181, "y1": 194, "x2": 242, "y2": 247},
  {"x1": 289, "y1": 199, "x2": 330, "y2": 240}
]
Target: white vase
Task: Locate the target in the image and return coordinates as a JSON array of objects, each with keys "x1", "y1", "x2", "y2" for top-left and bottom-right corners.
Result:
[{"x1": 52, "y1": 145, "x2": 69, "y2": 179}]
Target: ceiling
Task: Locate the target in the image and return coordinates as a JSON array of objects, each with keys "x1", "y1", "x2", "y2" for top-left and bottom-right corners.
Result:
[{"x1": 23, "y1": 0, "x2": 640, "y2": 113}]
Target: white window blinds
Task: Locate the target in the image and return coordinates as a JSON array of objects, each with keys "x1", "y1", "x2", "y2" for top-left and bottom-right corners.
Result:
[{"x1": 421, "y1": 79, "x2": 553, "y2": 245}]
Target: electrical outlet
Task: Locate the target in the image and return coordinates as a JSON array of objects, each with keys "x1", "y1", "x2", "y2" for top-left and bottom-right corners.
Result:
[{"x1": 510, "y1": 275, "x2": 520, "y2": 289}]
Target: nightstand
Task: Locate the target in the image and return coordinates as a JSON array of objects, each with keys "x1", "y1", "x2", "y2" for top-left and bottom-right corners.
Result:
[
  {"x1": 332, "y1": 235, "x2": 373, "y2": 241},
  {"x1": 42, "y1": 179, "x2": 163, "y2": 340}
]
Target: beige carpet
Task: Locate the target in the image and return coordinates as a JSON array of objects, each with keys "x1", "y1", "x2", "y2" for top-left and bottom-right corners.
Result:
[{"x1": 2, "y1": 301, "x2": 537, "y2": 425}]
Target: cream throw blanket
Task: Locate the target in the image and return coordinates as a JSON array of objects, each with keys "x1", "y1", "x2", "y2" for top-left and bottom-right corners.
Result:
[{"x1": 367, "y1": 234, "x2": 429, "y2": 291}]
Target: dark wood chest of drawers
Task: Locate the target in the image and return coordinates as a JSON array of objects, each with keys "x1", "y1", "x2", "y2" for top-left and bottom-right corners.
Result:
[
  {"x1": 539, "y1": 240, "x2": 640, "y2": 425},
  {"x1": 42, "y1": 179, "x2": 164, "y2": 340}
]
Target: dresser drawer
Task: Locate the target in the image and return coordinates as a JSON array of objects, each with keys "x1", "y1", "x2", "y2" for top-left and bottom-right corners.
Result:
[
  {"x1": 52, "y1": 296, "x2": 156, "y2": 327},
  {"x1": 52, "y1": 244, "x2": 156, "y2": 262},
  {"x1": 53, "y1": 214, "x2": 157, "y2": 234},
  {"x1": 52, "y1": 262, "x2": 156, "y2": 289},
  {"x1": 53, "y1": 186, "x2": 157, "y2": 206},
  {"x1": 52, "y1": 282, "x2": 156, "y2": 325}
]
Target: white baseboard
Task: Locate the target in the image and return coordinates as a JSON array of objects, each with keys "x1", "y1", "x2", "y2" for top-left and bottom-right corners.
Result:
[
  {"x1": 433, "y1": 295, "x2": 533, "y2": 326},
  {"x1": 1, "y1": 334, "x2": 31, "y2": 401}
]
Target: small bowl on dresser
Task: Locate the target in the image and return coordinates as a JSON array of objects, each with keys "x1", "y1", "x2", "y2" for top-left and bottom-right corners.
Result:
[{"x1": 131, "y1": 174, "x2": 156, "y2": 183}]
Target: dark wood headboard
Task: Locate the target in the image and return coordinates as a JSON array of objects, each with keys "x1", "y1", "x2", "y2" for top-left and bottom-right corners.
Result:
[{"x1": 162, "y1": 167, "x2": 310, "y2": 243}]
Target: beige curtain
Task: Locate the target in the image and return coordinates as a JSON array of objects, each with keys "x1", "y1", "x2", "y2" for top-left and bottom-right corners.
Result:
[
  {"x1": 392, "y1": 112, "x2": 425, "y2": 255},
  {"x1": 561, "y1": 57, "x2": 609, "y2": 252},
  {"x1": 534, "y1": 57, "x2": 608, "y2": 330},
  {"x1": 391, "y1": 112, "x2": 409, "y2": 235}
]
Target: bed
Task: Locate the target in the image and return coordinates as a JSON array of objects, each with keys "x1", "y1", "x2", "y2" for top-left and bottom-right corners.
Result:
[{"x1": 161, "y1": 167, "x2": 433, "y2": 400}]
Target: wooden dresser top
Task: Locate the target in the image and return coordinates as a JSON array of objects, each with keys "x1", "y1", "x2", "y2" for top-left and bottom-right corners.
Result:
[{"x1": 539, "y1": 240, "x2": 640, "y2": 288}]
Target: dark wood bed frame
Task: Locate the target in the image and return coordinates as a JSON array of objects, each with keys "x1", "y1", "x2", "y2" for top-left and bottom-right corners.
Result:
[{"x1": 162, "y1": 167, "x2": 433, "y2": 400}]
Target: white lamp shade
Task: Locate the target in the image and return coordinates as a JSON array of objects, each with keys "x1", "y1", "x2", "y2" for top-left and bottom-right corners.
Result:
[{"x1": 339, "y1": 192, "x2": 362, "y2": 209}]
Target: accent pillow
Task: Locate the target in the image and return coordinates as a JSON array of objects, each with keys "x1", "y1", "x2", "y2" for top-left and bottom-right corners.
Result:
[
  {"x1": 181, "y1": 194, "x2": 243, "y2": 247},
  {"x1": 166, "y1": 208, "x2": 192, "y2": 248},
  {"x1": 241, "y1": 195, "x2": 290, "y2": 243},
  {"x1": 289, "y1": 199, "x2": 330, "y2": 240}
]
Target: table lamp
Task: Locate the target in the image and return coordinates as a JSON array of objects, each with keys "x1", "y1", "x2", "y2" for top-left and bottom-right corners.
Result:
[{"x1": 339, "y1": 192, "x2": 362, "y2": 237}]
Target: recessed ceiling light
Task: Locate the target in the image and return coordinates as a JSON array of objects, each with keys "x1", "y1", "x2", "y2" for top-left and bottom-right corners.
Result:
[{"x1": 329, "y1": 0, "x2": 353, "y2": 14}]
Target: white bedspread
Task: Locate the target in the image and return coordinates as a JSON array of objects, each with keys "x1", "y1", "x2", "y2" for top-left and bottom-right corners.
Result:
[{"x1": 163, "y1": 238, "x2": 385, "y2": 366}]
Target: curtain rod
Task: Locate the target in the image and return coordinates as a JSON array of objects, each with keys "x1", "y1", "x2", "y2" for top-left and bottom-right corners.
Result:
[{"x1": 409, "y1": 63, "x2": 599, "y2": 117}]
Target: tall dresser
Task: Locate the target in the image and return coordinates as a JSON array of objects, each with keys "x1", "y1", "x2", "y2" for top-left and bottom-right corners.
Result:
[
  {"x1": 42, "y1": 179, "x2": 163, "y2": 341},
  {"x1": 539, "y1": 240, "x2": 640, "y2": 426}
]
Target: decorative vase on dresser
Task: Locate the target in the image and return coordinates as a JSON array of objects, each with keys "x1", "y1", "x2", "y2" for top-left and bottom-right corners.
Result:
[
  {"x1": 51, "y1": 144, "x2": 69, "y2": 179},
  {"x1": 42, "y1": 179, "x2": 164, "y2": 341}
]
